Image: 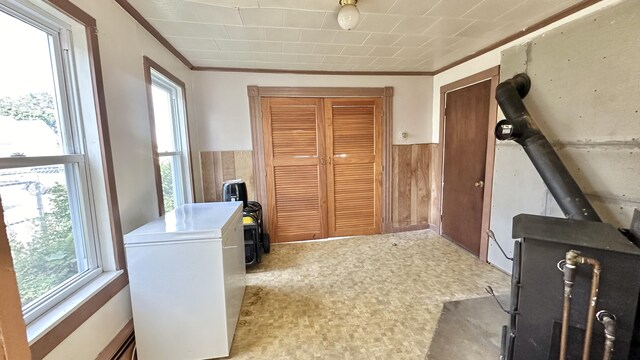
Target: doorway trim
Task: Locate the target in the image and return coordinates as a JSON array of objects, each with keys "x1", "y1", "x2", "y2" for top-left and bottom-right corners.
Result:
[
  {"x1": 436, "y1": 66, "x2": 500, "y2": 261},
  {"x1": 247, "y1": 86, "x2": 394, "y2": 234}
]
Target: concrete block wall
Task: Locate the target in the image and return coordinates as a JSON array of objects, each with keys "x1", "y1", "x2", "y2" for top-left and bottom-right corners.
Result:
[{"x1": 489, "y1": 0, "x2": 640, "y2": 272}]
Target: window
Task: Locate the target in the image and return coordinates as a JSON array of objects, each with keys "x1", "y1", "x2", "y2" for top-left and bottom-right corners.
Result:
[
  {"x1": 0, "y1": 2, "x2": 108, "y2": 324},
  {"x1": 145, "y1": 59, "x2": 192, "y2": 214}
]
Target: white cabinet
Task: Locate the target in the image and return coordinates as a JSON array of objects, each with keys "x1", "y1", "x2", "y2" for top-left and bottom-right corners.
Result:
[{"x1": 124, "y1": 202, "x2": 246, "y2": 360}]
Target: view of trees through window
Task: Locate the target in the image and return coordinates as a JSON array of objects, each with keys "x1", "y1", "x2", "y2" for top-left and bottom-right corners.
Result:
[{"x1": 1, "y1": 92, "x2": 78, "y2": 306}]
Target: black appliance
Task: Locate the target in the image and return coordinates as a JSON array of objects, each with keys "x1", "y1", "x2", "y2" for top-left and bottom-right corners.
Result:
[
  {"x1": 222, "y1": 179, "x2": 248, "y2": 208},
  {"x1": 495, "y1": 73, "x2": 640, "y2": 359},
  {"x1": 220, "y1": 179, "x2": 270, "y2": 266}
]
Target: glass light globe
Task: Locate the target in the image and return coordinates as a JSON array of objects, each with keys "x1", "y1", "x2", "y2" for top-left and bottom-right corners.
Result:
[{"x1": 337, "y1": 4, "x2": 360, "y2": 30}]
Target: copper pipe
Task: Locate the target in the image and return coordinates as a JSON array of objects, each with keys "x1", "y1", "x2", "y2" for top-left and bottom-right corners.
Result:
[
  {"x1": 597, "y1": 311, "x2": 616, "y2": 360},
  {"x1": 578, "y1": 255, "x2": 601, "y2": 360},
  {"x1": 560, "y1": 250, "x2": 579, "y2": 360}
]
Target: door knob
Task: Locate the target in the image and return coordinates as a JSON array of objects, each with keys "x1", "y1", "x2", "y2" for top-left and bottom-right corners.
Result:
[{"x1": 475, "y1": 180, "x2": 485, "y2": 188}]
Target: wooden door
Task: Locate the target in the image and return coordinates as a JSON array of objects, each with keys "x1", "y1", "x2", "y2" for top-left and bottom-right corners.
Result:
[
  {"x1": 325, "y1": 98, "x2": 382, "y2": 237},
  {"x1": 262, "y1": 98, "x2": 327, "y2": 242},
  {"x1": 441, "y1": 80, "x2": 491, "y2": 256}
]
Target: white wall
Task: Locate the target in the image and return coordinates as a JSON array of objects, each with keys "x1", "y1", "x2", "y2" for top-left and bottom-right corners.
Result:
[
  {"x1": 192, "y1": 72, "x2": 434, "y2": 151},
  {"x1": 41, "y1": 0, "x2": 195, "y2": 357},
  {"x1": 431, "y1": 0, "x2": 626, "y2": 273}
]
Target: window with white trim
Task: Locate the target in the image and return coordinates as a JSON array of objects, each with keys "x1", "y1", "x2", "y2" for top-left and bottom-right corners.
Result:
[
  {"x1": 0, "y1": 1, "x2": 107, "y2": 324},
  {"x1": 148, "y1": 68, "x2": 191, "y2": 213}
]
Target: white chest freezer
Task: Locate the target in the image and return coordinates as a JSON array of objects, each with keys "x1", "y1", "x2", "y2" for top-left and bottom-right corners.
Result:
[{"x1": 124, "y1": 202, "x2": 246, "y2": 360}]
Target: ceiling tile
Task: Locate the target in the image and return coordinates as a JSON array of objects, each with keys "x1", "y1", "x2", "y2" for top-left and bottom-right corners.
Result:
[
  {"x1": 391, "y1": 16, "x2": 439, "y2": 35},
  {"x1": 357, "y1": 14, "x2": 404, "y2": 33},
  {"x1": 388, "y1": 0, "x2": 440, "y2": 16},
  {"x1": 249, "y1": 41, "x2": 283, "y2": 52},
  {"x1": 167, "y1": 36, "x2": 220, "y2": 51},
  {"x1": 267, "y1": 53, "x2": 299, "y2": 63},
  {"x1": 265, "y1": 28, "x2": 301, "y2": 42},
  {"x1": 347, "y1": 56, "x2": 375, "y2": 65},
  {"x1": 393, "y1": 34, "x2": 433, "y2": 47},
  {"x1": 313, "y1": 44, "x2": 345, "y2": 55},
  {"x1": 358, "y1": 1, "x2": 397, "y2": 14},
  {"x1": 149, "y1": 20, "x2": 228, "y2": 38},
  {"x1": 186, "y1": 0, "x2": 259, "y2": 8},
  {"x1": 193, "y1": 59, "x2": 250, "y2": 68},
  {"x1": 426, "y1": 18, "x2": 474, "y2": 37},
  {"x1": 363, "y1": 33, "x2": 403, "y2": 47},
  {"x1": 283, "y1": 43, "x2": 316, "y2": 54},
  {"x1": 299, "y1": 29, "x2": 337, "y2": 43},
  {"x1": 331, "y1": 31, "x2": 370, "y2": 45},
  {"x1": 215, "y1": 39, "x2": 253, "y2": 51},
  {"x1": 426, "y1": 0, "x2": 481, "y2": 18},
  {"x1": 236, "y1": 52, "x2": 270, "y2": 61},
  {"x1": 462, "y1": 0, "x2": 527, "y2": 20},
  {"x1": 132, "y1": 0, "x2": 589, "y2": 72},
  {"x1": 225, "y1": 25, "x2": 265, "y2": 40},
  {"x1": 341, "y1": 45, "x2": 375, "y2": 56},
  {"x1": 257, "y1": 0, "x2": 337, "y2": 12},
  {"x1": 369, "y1": 47, "x2": 401, "y2": 57},
  {"x1": 456, "y1": 20, "x2": 507, "y2": 38},
  {"x1": 283, "y1": 9, "x2": 326, "y2": 29},
  {"x1": 182, "y1": 50, "x2": 237, "y2": 60},
  {"x1": 240, "y1": 8, "x2": 284, "y2": 27},
  {"x1": 323, "y1": 55, "x2": 349, "y2": 64},
  {"x1": 394, "y1": 47, "x2": 428, "y2": 58},
  {"x1": 296, "y1": 54, "x2": 325, "y2": 63},
  {"x1": 371, "y1": 57, "x2": 400, "y2": 66},
  {"x1": 130, "y1": 0, "x2": 243, "y2": 25}
]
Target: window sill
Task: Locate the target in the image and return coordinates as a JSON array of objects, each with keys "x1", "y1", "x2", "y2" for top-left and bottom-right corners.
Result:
[{"x1": 27, "y1": 270, "x2": 127, "y2": 352}]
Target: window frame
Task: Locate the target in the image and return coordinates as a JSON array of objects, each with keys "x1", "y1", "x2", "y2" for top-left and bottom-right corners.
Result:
[
  {"x1": 0, "y1": 2, "x2": 104, "y2": 324},
  {"x1": 0, "y1": 0, "x2": 126, "y2": 358},
  {"x1": 143, "y1": 56, "x2": 193, "y2": 215}
]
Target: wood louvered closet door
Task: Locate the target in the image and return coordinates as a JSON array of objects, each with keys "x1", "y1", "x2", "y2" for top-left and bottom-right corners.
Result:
[
  {"x1": 262, "y1": 97, "x2": 382, "y2": 243},
  {"x1": 325, "y1": 98, "x2": 382, "y2": 237},
  {"x1": 262, "y1": 98, "x2": 327, "y2": 242}
]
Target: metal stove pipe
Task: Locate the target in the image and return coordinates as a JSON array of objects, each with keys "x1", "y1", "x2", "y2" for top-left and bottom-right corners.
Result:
[{"x1": 494, "y1": 73, "x2": 602, "y2": 222}]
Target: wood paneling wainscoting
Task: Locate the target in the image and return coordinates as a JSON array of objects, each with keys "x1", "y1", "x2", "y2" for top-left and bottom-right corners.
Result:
[
  {"x1": 201, "y1": 151, "x2": 255, "y2": 202},
  {"x1": 200, "y1": 145, "x2": 438, "y2": 234},
  {"x1": 392, "y1": 144, "x2": 437, "y2": 231}
]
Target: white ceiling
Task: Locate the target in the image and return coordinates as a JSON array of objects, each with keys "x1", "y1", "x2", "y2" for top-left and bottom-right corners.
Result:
[{"x1": 127, "y1": 0, "x2": 584, "y2": 72}]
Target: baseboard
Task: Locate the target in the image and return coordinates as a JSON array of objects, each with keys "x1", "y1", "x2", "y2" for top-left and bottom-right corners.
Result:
[
  {"x1": 392, "y1": 224, "x2": 430, "y2": 233},
  {"x1": 96, "y1": 319, "x2": 135, "y2": 360}
]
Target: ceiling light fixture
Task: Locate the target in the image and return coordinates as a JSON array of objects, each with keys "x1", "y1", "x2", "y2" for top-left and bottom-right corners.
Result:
[{"x1": 337, "y1": 0, "x2": 360, "y2": 31}]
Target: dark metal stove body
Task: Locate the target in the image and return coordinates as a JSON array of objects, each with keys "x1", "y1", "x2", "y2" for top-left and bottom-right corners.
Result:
[
  {"x1": 494, "y1": 73, "x2": 640, "y2": 359},
  {"x1": 504, "y1": 214, "x2": 640, "y2": 359}
]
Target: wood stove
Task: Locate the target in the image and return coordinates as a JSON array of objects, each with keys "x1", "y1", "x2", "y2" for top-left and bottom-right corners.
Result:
[{"x1": 495, "y1": 74, "x2": 640, "y2": 360}]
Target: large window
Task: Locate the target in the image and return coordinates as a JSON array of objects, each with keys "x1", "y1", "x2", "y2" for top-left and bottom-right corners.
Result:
[
  {"x1": 145, "y1": 60, "x2": 191, "y2": 214},
  {"x1": 0, "y1": 2, "x2": 102, "y2": 324}
]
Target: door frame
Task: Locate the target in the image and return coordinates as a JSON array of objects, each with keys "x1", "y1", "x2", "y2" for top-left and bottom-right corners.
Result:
[
  {"x1": 247, "y1": 86, "x2": 394, "y2": 235},
  {"x1": 435, "y1": 66, "x2": 500, "y2": 261}
]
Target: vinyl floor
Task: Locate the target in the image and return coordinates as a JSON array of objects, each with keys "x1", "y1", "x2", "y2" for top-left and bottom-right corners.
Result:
[{"x1": 228, "y1": 230, "x2": 510, "y2": 360}]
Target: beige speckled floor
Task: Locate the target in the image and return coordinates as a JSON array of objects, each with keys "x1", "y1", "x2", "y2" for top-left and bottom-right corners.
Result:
[{"x1": 229, "y1": 230, "x2": 510, "y2": 360}]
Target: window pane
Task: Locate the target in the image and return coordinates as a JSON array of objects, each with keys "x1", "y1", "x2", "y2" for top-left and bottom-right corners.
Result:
[
  {"x1": 159, "y1": 156, "x2": 175, "y2": 213},
  {"x1": 0, "y1": 11, "x2": 64, "y2": 157},
  {"x1": 0, "y1": 165, "x2": 88, "y2": 307},
  {"x1": 151, "y1": 85, "x2": 176, "y2": 153}
]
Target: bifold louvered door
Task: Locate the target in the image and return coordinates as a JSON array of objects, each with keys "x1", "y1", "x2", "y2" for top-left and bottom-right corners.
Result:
[
  {"x1": 325, "y1": 98, "x2": 382, "y2": 237},
  {"x1": 262, "y1": 98, "x2": 328, "y2": 242},
  {"x1": 262, "y1": 97, "x2": 381, "y2": 242}
]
